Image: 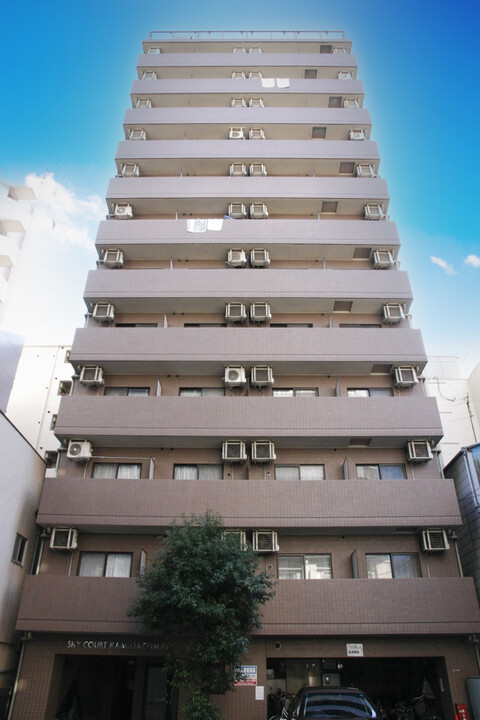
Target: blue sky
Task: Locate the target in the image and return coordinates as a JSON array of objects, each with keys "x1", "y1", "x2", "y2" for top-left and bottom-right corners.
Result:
[{"x1": 1, "y1": 0, "x2": 479, "y2": 369}]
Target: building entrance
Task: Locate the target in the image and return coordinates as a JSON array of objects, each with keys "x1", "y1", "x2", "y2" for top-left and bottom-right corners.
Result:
[{"x1": 267, "y1": 657, "x2": 451, "y2": 720}]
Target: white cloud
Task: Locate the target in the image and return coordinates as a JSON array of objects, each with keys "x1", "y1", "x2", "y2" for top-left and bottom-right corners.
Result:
[
  {"x1": 464, "y1": 254, "x2": 480, "y2": 268},
  {"x1": 430, "y1": 256, "x2": 457, "y2": 275},
  {"x1": 23, "y1": 172, "x2": 105, "y2": 252}
]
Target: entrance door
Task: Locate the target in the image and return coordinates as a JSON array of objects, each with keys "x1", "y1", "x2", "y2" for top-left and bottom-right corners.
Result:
[{"x1": 143, "y1": 665, "x2": 169, "y2": 720}]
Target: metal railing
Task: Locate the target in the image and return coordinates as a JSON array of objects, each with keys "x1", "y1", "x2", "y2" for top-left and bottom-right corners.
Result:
[{"x1": 148, "y1": 30, "x2": 346, "y2": 41}]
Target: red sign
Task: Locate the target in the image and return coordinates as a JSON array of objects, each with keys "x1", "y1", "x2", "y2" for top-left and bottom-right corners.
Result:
[{"x1": 456, "y1": 704, "x2": 469, "y2": 720}]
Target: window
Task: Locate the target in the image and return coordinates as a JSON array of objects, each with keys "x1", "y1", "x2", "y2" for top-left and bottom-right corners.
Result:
[
  {"x1": 273, "y1": 389, "x2": 318, "y2": 397},
  {"x1": 78, "y1": 552, "x2": 132, "y2": 577},
  {"x1": 179, "y1": 388, "x2": 225, "y2": 396},
  {"x1": 270, "y1": 323, "x2": 313, "y2": 328},
  {"x1": 320, "y1": 45, "x2": 332, "y2": 54},
  {"x1": 328, "y1": 96, "x2": 342, "y2": 108},
  {"x1": 347, "y1": 388, "x2": 393, "y2": 397},
  {"x1": 12, "y1": 534, "x2": 27, "y2": 565},
  {"x1": 92, "y1": 463, "x2": 142, "y2": 479},
  {"x1": 356, "y1": 464, "x2": 406, "y2": 480},
  {"x1": 366, "y1": 553, "x2": 421, "y2": 579},
  {"x1": 174, "y1": 464, "x2": 223, "y2": 480},
  {"x1": 115, "y1": 323, "x2": 158, "y2": 327},
  {"x1": 322, "y1": 201, "x2": 338, "y2": 214},
  {"x1": 275, "y1": 465, "x2": 325, "y2": 481},
  {"x1": 339, "y1": 162, "x2": 355, "y2": 174},
  {"x1": 184, "y1": 323, "x2": 227, "y2": 327},
  {"x1": 104, "y1": 387, "x2": 150, "y2": 396},
  {"x1": 312, "y1": 126, "x2": 326, "y2": 139},
  {"x1": 279, "y1": 555, "x2": 332, "y2": 579},
  {"x1": 304, "y1": 69, "x2": 317, "y2": 79},
  {"x1": 333, "y1": 301, "x2": 352, "y2": 311},
  {"x1": 58, "y1": 380, "x2": 72, "y2": 395},
  {"x1": 339, "y1": 323, "x2": 382, "y2": 328}
]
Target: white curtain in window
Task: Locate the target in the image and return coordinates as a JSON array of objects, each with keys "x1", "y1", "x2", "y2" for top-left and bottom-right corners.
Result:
[
  {"x1": 105, "y1": 553, "x2": 132, "y2": 577},
  {"x1": 273, "y1": 389, "x2": 294, "y2": 397},
  {"x1": 92, "y1": 463, "x2": 118, "y2": 479},
  {"x1": 198, "y1": 464, "x2": 223, "y2": 480},
  {"x1": 179, "y1": 389, "x2": 202, "y2": 396},
  {"x1": 276, "y1": 466, "x2": 300, "y2": 481},
  {"x1": 78, "y1": 553, "x2": 106, "y2": 577},
  {"x1": 202, "y1": 388, "x2": 224, "y2": 396},
  {"x1": 300, "y1": 465, "x2": 324, "y2": 481},
  {"x1": 174, "y1": 465, "x2": 197, "y2": 480},
  {"x1": 128, "y1": 387, "x2": 150, "y2": 396},
  {"x1": 356, "y1": 465, "x2": 380, "y2": 480},
  {"x1": 104, "y1": 387, "x2": 128, "y2": 396},
  {"x1": 278, "y1": 556, "x2": 304, "y2": 579},
  {"x1": 117, "y1": 464, "x2": 141, "y2": 479},
  {"x1": 305, "y1": 555, "x2": 332, "y2": 579},
  {"x1": 366, "y1": 554, "x2": 392, "y2": 579}
]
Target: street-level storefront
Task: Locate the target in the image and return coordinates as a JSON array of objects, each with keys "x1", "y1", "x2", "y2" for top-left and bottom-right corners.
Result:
[{"x1": 9, "y1": 635, "x2": 480, "y2": 720}]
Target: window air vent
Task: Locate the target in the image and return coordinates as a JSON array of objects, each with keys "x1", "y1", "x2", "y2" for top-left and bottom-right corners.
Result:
[
  {"x1": 103, "y1": 249, "x2": 124, "y2": 267},
  {"x1": 226, "y1": 248, "x2": 247, "y2": 266},
  {"x1": 121, "y1": 163, "x2": 140, "y2": 177},
  {"x1": 225, "y1": 302, "x2": 247, "y2": 323},
  {"x1": 364, "y1": 204, "x2": 385, "y2": 220},
  {"x1": 338, "y1": 71, "x2": 353, "y2": 79},
  {"x1": 251, "y1": 440, "x2": 276, "y2": 462},
  {"x1": 92, "y1": 303, "x2": 115, "y2": 323},
  {"x1": 421, "y1": 529, "x2": 449, "y2": 552},
  {"x1": 343, "y1": 98, "x2": 359, "y2": 108},
  {"x1": 356, "y1": 164, "x2": 376, "y2": 178},
  {"x1": 50, "y1": 527, "x2": 78, "y2": 550},
  {"x1": 250, "y1": 248, "x2": 270, "y2": 267},
  {"x1": 252, "y1": 530, "x2": 279, "y2": 552},
  {"x1": 407, "y1": 440, "x2": 433, "y2": 463},
  {"x1": 223, "y1": 530, "x2": 247, "y2": 549},
  {"x1": 249, "y1": 163, "x2": 267, "y2": 176},
  {"x1": 251, "y1": 366, "x2": 274, "y2": 387},
  {"x1": 393, "y1": 366, "x2": 418, "y2": 388},
  {"x1": 249, "y1": 128, "x2": 265, "y2": 140},
  {"x1": 382, "y1": 304, "x2": 405, "y2": 324},
  {"x1": 79, "y1": 366, "x2": 105, "y2": 386},
  {"x1": 250, "y1": 303, "x2": 272, "y2": 323},
  {"x1": 141, "y1": 71, "x2": 157, "y2": 80},
  {"x1": 232, "y1": 71, "x2": 246, "y2": 79},
  {"x1": 222, "y1": 440, "x2": 247, "y2": 463},
  {"x1": 135, "y1": 98, "x2": 152, "y2": 108},
  {"x1": 229, "y1": 163, "x2": 248, "y2": 177},
  {"x1": 249, "y1": 202, "x2": 268, "y2": 219},
  {"x1": 229, "y1": 127, "x2": 245, "y2": 139},
  {"x1": 231, "y1": 97, "x2": 247, "y2": 107},
  {"x1": 129, "y1": 128, "x2": 147, "y2": 141},
  {"x1": 248, "y1": 97, "x2": 264, "y2": 107},
  {"x1": 372, "y1": 250, "x2": 394, "y2": 269},
  {"x1": 349, "y1": 129, "x2": 366, "y2": 141},
  {"x1": 227, "y1": 202, "x2": 247, "y2": 219}
]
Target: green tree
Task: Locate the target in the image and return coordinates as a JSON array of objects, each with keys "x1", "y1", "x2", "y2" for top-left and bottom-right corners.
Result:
[{"x1": 129, "y1": 512, "x2": 276, "y2": 720}]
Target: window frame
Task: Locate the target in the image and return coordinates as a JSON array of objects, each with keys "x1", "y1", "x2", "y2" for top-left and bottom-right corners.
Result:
[
  {"x1": 173, "y1": 463, "x2": 224, "y2": 480},
  {"x1": 12, "y1": 533, "x2": 28, "y2": 566},
  {"x1": 366, "y1": 553, "x2": 421, "y2": 579},
  {"x1": 104, "y1": 387, "x2": 150, "y2": 396},
  {"x1": 179, "y1": 387, "x2": 225, "y2": 397},
  {"x1": 78, "y1": 551, "x2": 133, "y2": 578},
  {"x1": 91, "y1": 462, "x2": 142, "y2": 479},
  {"x1": 356, "y1": 463, "x2": 406, "y2": 480},
  {"x1": 278, "y1": 554, "x2": 332, "y2": 580},
  {"x1": 273, "y1": 388, "x2": 318, "y2": 397},
  {"x1": 275, "y1": 464, "x2": 325, "y2": 481},
  {"x1": 347, "y1": 388, "x2": 393, "y2": 398}
]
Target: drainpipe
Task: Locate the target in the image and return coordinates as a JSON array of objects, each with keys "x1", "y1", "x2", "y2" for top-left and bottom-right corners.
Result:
[{"x1": 6, "y1": 634, "x2": 30, "y2": 720}]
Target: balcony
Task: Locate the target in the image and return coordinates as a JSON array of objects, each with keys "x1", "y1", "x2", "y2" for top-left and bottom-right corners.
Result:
[
  {"x1": 130, "y1": 78, "x2": 364, "y2": 109},
  {"x1": 37, "y1": 478, "x2": 461, "y2": 533},
  {"x1": 115, "y1": 139, "x2": 380, "y2": 176},
  {"x1": 83, "y1": 267, "x2": 410, "y2": 314},
  {"x1": 70, "y1": 327, "x2": 425, "y2": 375},
  {"x1": 16, "y1": 575, "x2": 480, "y2": 636},
  {"x1": 95, "y1": 218, "x2": 399, "y2": 262},
  {"x1": 106, "y1": 175, "x2": 388, "y2": 217},
  {"x1": 54, "y1": 396, "x2": 442, "y2": 448},
  {"x1": 137, "y1": 51, "x2": 357, "y2": 80},
  {"x1": 123, "y1": 106, "x2": 372, "y2": 141}
]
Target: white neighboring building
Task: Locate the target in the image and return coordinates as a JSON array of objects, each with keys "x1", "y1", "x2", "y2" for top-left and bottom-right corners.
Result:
[
  {"x1": 423, "y1": 356, "x2": 480, "y2": 466},
  {"x1": 6, "y1": 345, "x2": 73, "y2": 471}
]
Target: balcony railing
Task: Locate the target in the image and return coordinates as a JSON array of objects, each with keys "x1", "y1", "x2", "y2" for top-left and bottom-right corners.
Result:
[{"x1": 148, "y1": 31, "x2": 347, "y2": 41}]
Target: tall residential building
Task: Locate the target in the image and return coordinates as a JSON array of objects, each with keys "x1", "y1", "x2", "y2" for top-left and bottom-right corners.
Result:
[{"x1": 12, "y1": 30, "x2": 480, "y2": 720}]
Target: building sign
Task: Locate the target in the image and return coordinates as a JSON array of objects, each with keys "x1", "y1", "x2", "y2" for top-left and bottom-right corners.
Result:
[
  {"x1": 65, "y1": 638, "x2": 162, "y2": 652},
  {"x1": 235, "y1": 665, "x2": 257, "y2": 685},
  {"x1": 346, "y1": 643, "x2": 364, "y2": 657}
]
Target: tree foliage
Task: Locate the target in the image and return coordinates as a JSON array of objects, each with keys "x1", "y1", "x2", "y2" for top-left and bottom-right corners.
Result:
[{"x1": 129, "y1": 512, "x2": 276, "y2": 719}]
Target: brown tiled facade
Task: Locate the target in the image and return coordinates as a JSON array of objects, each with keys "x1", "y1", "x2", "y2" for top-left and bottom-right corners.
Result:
[{"x1": 11, "y1": 30, "x2": 480, "y2": 720}]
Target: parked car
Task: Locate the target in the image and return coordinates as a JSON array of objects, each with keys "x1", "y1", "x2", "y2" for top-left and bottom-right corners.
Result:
[{"x1": 285, "y1": 686, "x2": 381, "y2": 720}]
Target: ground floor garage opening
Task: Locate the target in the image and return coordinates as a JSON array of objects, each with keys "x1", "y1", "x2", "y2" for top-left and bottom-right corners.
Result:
[
  {"x1": 56, "y1": 656, "x2": 177, "y2": 720},
  {"x1": 267, "y1": 657, "x2": 450, "y2": 719}
]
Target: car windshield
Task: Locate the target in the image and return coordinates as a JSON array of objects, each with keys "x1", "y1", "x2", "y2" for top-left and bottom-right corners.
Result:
[{"x1": 302, "y1": 692, "x2": 378, "y2": 719}]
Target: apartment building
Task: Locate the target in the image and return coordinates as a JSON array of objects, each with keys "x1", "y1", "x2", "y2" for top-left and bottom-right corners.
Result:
[{"x1": 12, "y1": 30, "x2": 480, "y2": 720}]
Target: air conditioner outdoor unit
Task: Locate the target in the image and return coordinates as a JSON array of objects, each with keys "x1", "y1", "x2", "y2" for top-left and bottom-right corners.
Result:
[
  {"x1": 67, "y1": 440, "x2": 93, "y2": 462},
  {"x1": 233, "y1": 46, "x2": 246, "y2": 53},
  {"x1": 135, "y1": 98, "x2": 152, "y2": 108},
  {"x1": 364, "y1": 204, "x2": 385, "y2": 221},
  {"x1": 349, "y1": 129, "x2": 366, "y2": 141},
  {"x1": 129, "y1": 128, "x2": 147, "y2": 141},
  {"x1": 250, "y1": 303, "x2": 272, "y2": 322},
  {"x1": 141, "y1": 71, "x2": 157, "y2": 79},
  {"x1": 121, "y1": 163, "x2": 140, "y2": 177},
  {"x1": 333, "y1": 46, "x2": 347, "y2": 54},
  {"x1": 251, "y1": 366, "x2": 274, "y2": 387},
  {"x1": 394, "y1": 366, "x2": 418, "y2": 388},
  {"x1": 250, "y1": 248, "x2": 270, "y2": 267},
  {"x1": 421, "y1": 529, "x2": 449, "y2": 552},
  {"x1": 114, "y1": 203, "x2": 133, "y2": 219},
  {"x1": 226, "y1": 248, "x2": 247, "y2": 267},
  {"x1": 231, "y1": 97, "x2": 247, "y2": 107},
  {"x1": 407, "y1": 440, "x2": 433, "y2": 463},
  {"x1": 252, "y1": 530, "x2": 279, "y2": 552},
  {"x1": 229, "y1": 163, "x2": 248, "y2": 177},
  {"x1": 225, "y1": 302, "x2": 247, "y2": 322},
  {"x1": 103, "y1": 249, "x2": 124, "y2": 267},
  {"x1": 338, "y1": 71, "x2": 353, "y2": 79},
  {"x1": 251, "y1": 440, "x2": 276, "y2": 462},
  {"x1": 224, "y1": 366, "x2": 247, "y2": 386},
  {"x1": 249, "y1": 163, "x2": 267, "y2": 176},
  {"x1": 249, "y1": 203, "x2": 268, "y2": 219},
  {"x1": 79, "y1": 365, "x2": 104, "y2": 386},
  {"x1": 232, "y1": 71, "x2": 246, "y2": 79},
  {"x1": 92, "y1": 303, "x2": 115, "y2": 322},
  {"x1": 356, "y1": 164, "x2": 376, "y2": 178},
  {"x1": 50, "y1": 527, "x2": 79, "y2": 550},
  {"x1": 372, "y1": 250, "x2": 394, "y2": 269},
  {"x1": 248, "y1": 97, "x2": 264, "y2": 107},
  {"x1": 382, "y1": 304, "x2": 405, "y2": 324},
  {"x1": 227, "y1": 203, "x2": 247, "y2": 219},
  {"x1": 249, "y1": 46, "x2": 262, "y2": 54},
  {"x1": 147, "y1": 46, "x2": 161, "y2": 54},
  {"x1": 223, "y1": 530, "x2": 247, "y2": 549},
  {"x1": 343, "y1": 98, "x2": 359, "y2": 108},
  {"x1": 229, "y1": 127, "x2": 245, "y2": 139},
  {"x1": 249, "y1": 71, "x2": 263, "y2": 79},
  {"x1": 222, "y1": 440, "x2": 247, "y2": 463},
  {"x1": 249, "y1": 128, "x2": 265, "y2": 140}
]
